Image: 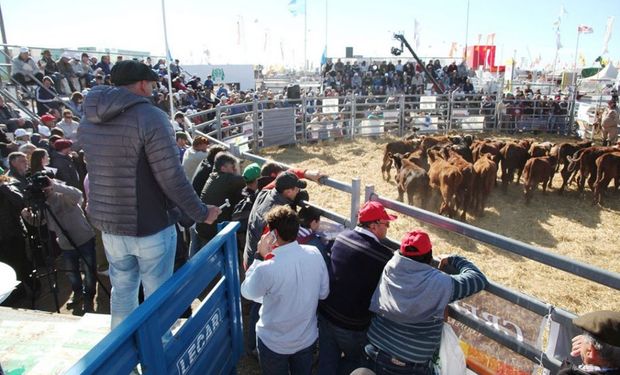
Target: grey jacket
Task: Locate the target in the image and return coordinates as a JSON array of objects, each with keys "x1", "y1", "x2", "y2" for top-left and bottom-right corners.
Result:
[
  {"x1": 243, "y1": 188, "x2": 291, "y2": 267},
  {"x1": 78, "y1": 85, "x2": 210, "y2": 236},
  {"x1": 44, "y1": 180, "x2": 95, "y2": 250}
]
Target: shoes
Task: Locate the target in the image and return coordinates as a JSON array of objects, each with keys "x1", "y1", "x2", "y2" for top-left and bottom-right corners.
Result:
[
  {"x1": 66, "y1": 292, "x2": 83, "y2": 308},
  {"x1": 83, "y1": 297, "x2": 95, "y2": 313}
]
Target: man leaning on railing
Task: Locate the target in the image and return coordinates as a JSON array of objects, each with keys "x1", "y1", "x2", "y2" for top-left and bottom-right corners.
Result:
[{"x1": 11, "y1": 47, "x2": 44, "y2": 93}]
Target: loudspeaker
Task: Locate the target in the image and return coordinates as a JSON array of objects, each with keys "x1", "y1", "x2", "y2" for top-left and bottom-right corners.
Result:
[
  {"x1": 346, "y1": 47, "x2": 353, "y2": 58},
  {"x1": 287, "y1": 84, "x2": 300, "y2": 99}
]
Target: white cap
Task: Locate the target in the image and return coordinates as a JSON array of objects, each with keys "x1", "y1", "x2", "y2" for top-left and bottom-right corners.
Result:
[
  {"x1": 19, "y1": 47, "x2": 29, "y2": 54},
  {"x1": 38, "y1": 125, "x2": 51, "y2": 137},
  {"x1": 14, "y1": 128, "x2": 28, "y2": 138},
  {"x1": 61, "y1": 51, "x2": 72, "y2": 59}
]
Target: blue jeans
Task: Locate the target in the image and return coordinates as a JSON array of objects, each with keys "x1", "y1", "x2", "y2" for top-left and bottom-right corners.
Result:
[
  {"x1": 102, "y1": 225, "x2": 176, "y2": 329},
  {"x1": 62, "y1": 237, "x2": 97, "y2": 297},
  {"x1": 317, "y1": 313, "x2": 368, "y2": 375},
  {"x1": 364, "y1": 344, "x2": 434, "y2": 375},
  {"x1": 257, "y1": 337, "x2": 315, "y2": 375},
  {"x1": 247, "y1": 301, "x2": 261, "y2": 352}
]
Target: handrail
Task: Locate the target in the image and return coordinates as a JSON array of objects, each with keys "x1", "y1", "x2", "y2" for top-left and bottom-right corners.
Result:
[{"x1": 365, "y1": 188, "x2": 620, "y2": 291}]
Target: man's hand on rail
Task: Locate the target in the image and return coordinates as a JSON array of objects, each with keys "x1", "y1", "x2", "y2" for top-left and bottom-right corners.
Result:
[{"x1": 304, "y1": 170, "x2": 328, "y2": 184}]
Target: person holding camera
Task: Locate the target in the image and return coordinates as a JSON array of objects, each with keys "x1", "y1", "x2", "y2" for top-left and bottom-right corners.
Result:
[
  {"x1": 21, "y1": 176, "x2": 97, "y2": 312},
  {"x1": 364, "y1": 230, "x2": 488, "y2": 375}
]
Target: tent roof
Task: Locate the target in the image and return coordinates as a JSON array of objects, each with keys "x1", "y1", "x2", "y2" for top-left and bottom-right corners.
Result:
[{"x1": 584, "y1": 63, "x2": 618, "y2": 81}]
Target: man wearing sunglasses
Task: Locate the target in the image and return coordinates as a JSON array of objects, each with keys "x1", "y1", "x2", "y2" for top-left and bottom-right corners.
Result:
[{"x1": 318, "y1": 201, "x2": 397, "y2": 375}]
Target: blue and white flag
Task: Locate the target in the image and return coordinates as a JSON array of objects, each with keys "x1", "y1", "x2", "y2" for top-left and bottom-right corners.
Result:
[
  {"x1": 321, "y1": 46, "x2": 327, "y2": 66},
  {"x1": 288, "y1": 0, "x2": 305, "y2": 16}
]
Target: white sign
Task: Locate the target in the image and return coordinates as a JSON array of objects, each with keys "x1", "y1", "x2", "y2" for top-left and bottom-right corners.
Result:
[
  {"x1": 177, "y1": 308, "x2": 222, "y2": 375},
  {"x1": 420, "y1": 96, "x2": 436, "y2": 110},
  {"x1": 322, "y1": 98, "x2": 339, "y2": 114}
]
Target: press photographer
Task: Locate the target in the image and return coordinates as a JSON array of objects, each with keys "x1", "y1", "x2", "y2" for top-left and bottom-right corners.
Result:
[{"x1": 21, "y1": 175, "x2": 97, "y2": 312}]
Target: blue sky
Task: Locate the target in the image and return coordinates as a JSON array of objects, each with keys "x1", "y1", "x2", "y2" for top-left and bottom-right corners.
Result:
[{"x1": 2, "y1": 0, "x2": 618, "y2": 70}]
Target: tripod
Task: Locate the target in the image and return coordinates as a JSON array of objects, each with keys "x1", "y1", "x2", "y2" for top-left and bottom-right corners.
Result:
[{"x1": 25, "y1": 198, "x2": 110, "y2": 312}]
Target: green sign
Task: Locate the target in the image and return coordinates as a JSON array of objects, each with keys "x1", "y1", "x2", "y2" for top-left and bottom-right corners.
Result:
[{"x1": 212, "y1": 68, "x2": 225, "y2": 82}]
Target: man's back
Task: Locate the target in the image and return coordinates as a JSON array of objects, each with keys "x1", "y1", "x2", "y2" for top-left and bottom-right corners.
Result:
[
  {"x1": 319, "y1": 229, "x2": 393, "y2": 331},
  {"x1": 78, "y1": 85, "x2": 208, "y2": 236},
  {"x1": 242, "y1": 242, "x2": 329, "y2": 354}
]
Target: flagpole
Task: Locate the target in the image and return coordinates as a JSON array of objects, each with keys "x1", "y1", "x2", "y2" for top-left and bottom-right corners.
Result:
[
  {"x1": 572, "y1": 30, "x2": 581, "y2": 88},
  {"x1": 161, "y1": 0, "x2": 174, "y2": 118},
  {"x1": 464, "y1": 0, "x2": 470, "y2": 61},
  {"x1": 304, "y1": 0, "x2": 308, "y2": 71},
  {"x1": 325, "y1": 0, "x2": 328, "y2": 59}
]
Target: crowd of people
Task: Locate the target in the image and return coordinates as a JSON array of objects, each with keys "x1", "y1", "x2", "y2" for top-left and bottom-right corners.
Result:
[{"x1": 1, "y1": 51, "x2": 619, "y2": 375}]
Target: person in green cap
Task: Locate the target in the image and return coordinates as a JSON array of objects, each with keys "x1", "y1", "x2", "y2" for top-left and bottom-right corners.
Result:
[
  {"x1": 232, "y1": 162, "x2": 261, "y2": 251},
  {"x1": 558, "y1": 310, "x2": 620, "y2": 374}
]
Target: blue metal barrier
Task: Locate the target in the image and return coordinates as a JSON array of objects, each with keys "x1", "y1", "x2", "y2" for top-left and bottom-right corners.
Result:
[{"x1": 66, "y1": 222, "x2": 242, "y2": 375}]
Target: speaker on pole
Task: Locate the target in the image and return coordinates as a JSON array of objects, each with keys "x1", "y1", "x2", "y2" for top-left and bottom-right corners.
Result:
[{"x1": 346, "y1": 47, "x2": 353, "y2": 58}]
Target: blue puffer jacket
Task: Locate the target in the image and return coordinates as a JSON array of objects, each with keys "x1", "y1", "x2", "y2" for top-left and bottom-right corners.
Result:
[{"x1": 78, "y1": 85, "x2": 210, "y2": 236}]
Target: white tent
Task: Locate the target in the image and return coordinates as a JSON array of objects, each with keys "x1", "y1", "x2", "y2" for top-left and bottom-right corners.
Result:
[{"x1": 584, "y1": 63, "x2": 618, "y2": 81}]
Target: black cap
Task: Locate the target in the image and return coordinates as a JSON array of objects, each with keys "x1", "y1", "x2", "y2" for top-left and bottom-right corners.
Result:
[
  {"x1": 573, "y1": 310, "x2": 620, "y2": 347},
  {"x1": 275, "y1": 171, "x2": 307, "y2": 192},
  {"x1": 111, "y1": 60, "x2": 159, "y2": 86}
]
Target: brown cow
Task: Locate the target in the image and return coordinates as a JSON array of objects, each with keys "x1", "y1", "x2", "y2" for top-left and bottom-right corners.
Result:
[
  {"x1": 444, "y1": 146, "x2": 475, "y2": 220},
  {"x1": 427, "y1": 148, "x2": 463, "y2": 218},
  {"x1": 381, "y1": 139, "x2": 420, "y2": 181},
  {"x1": 420, "y1": 135, "x2": 451, "y2": 152},
  {"x1": 522, "y1": 155, "x2": 558, "y2": 203},
  {"x1": 528, "y1": 141, "x2": 554, "y2": 158},
  {"x1": 593, "y1": 152, "x2": 620, "y2": 204},
  {"x1": 391, "y1": 153, "x2": 430, "y2": 206},
  {"x1": 567, "y1": 146, "x2": 617, "y2": 193},
  {"x1": 499, "y1": 141, "x2": 530, "y2": 189},
  {"x1": 472, "y1": 140, "x2": 504, "y2": 164},
  {"x1": 472, "y1": 153, "x2": 498, "y2": 214},
  {"x1": 554, "y1": 141, "x2": 592, "y2": 193}
]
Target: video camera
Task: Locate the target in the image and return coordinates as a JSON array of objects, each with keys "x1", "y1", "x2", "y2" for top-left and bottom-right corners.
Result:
[{"x1": 23, "y1": 170, "x2": 54, "y2": 209}]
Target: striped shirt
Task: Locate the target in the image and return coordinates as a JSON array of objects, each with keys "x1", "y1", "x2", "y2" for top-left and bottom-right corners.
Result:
[{"x1": 367, "y1": 256, "x2": 487, "y2": 363}]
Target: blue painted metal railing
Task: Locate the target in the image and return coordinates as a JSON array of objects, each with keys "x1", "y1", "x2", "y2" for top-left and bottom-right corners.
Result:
[{"x1": 66, "y1": 222, "x2": 242, "y2": 375}]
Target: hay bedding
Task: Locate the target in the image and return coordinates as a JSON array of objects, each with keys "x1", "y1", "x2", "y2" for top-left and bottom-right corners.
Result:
[{"x1": 258, "y1": 135, "x2": 620, "y2": 315}]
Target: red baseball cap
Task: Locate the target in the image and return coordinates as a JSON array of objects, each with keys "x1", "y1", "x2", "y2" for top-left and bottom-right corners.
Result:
[
  {"x1": 358, "y1": 201, "x2": 397, "y2": 223},
  {"x1": 400, "y1": 230, "x2": 432, "y2": 256},
  {"x1": 40, "y1": 114, "x2": 56, "y2": 123}
]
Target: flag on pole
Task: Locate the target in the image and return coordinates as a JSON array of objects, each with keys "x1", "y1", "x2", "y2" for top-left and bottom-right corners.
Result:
[
  {"x1": 413, "y1": 19, "x2": 421, "y2": 50},
  {"x1": 578, "y1": 52, "x2": 586, "y2": 66},
  {"x1": 448, "y1": 42, "x2": 457, "y2": 58},
  {"x1": 288, "y1": 0, "x2": 305, "y2": 16},
  {"x1": 577, "y1": 25, "x2": 593, "y2": 34},
  {"x1": 601, "y1": 16, "x2": 614, "y2": 55},
  {"x1": 555, "y1": 29, "x2": 563, "y2": 50},
  {"x1": 320, "y1": 46, "x2": 327, "y2": 66},
  {"x1": 486, "y1": 33, "x2": 496, "y2": 45}
]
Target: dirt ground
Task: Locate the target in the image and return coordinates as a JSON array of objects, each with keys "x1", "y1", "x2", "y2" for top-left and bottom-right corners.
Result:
[{"x1": 258, "y1": 134, "x2": 620, "y2": 315}]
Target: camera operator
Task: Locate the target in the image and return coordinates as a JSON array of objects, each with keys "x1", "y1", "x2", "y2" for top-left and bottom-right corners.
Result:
[
  {"x1": 0, "y1": 173, "x2": 31, "y2": 304},
  {"x1": 21, "y1": 176, "x2": 97, "y2": 312}
]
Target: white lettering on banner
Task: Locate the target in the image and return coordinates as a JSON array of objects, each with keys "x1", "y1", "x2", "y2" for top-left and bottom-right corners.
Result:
[
  {"x1": 176, "y1": 308, "x2": 223, "y2": 375},
  {"x1": 453, "y1": 302, "x2": 525, "y2": 342}
]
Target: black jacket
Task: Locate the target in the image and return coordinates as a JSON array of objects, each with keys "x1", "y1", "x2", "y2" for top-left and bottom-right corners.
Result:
[
  {"x1": 0, "y1": 182, "x2": 25, "y2": 241},
  {"x1": 78, "y1": 85, "x2": 210, "y2": 236},
  {"x1": 50, "y1": 151, "x2": 80, "y2": 189}
]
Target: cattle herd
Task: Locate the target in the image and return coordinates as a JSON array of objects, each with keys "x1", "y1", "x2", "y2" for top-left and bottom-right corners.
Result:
[{"x1": 381, "y1": 134, "x2": 620, "y2": 220}]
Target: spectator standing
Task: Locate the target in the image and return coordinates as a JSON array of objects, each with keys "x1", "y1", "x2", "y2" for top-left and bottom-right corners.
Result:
[
  {"x1": 181, "y1": 135, "x2": 209, "y2": 180},
  {"x1": 317, "y1": 201, "x2": 396, "y2": 375},
  {"x1": 21, "y1": 177, "x2": 98, "y2": 312},
  {"x1": 77, "y1": 60, "x2": 220, "y2": 329},
  {"x1": 175, "y1": 132, "x2": 189, "y2": 162},
  {"x1": 7, "y1": 152, "x2": 28, "y2": 189},
  {"x1": 195, "y1": 152, "x2": 245, "y2": 249},
  {"x1": 601, "y1": 100, "x2": 619, "y2": 146},
  {"x1": 95, "y1": 55, "x2": 112, "y2": 77},
  {"x1": 365, "y1": 230, "x2": 488, "y2": 374},
  {"x1": 50, "y1": 139, "x2": 80, "y2": 189},
  {"x1": 558, "y1": 311, "x2": 620, "y2": 374},
  {"x1": 191, "y1": 145, "x2": 226, "y2": 195},
  {"x1": 241, "y1": 206, "x2": 329, "y2": 375}
]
